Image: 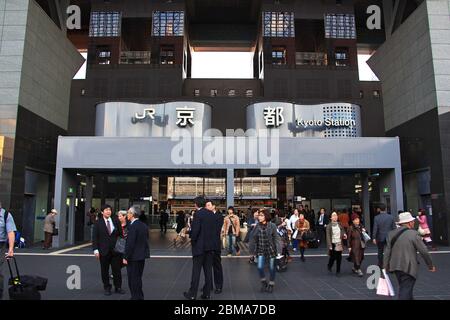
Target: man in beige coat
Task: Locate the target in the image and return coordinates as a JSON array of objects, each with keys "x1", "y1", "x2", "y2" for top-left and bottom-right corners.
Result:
[
  {"x1": 43, "y1": 209, "x2": 57, "y2": 249},
  {"x1": 222, "y1": 206, "x2": 241, "y2": 256},
  {"x1": 384, "y1": 212, "x2": 436, "y2": 300}
]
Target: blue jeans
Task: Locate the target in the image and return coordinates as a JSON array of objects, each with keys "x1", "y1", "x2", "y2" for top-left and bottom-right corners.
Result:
[
  {"x1": 292, "y1": 239, "x2": 299, "y2": 250},
  {"x1": 227, "y1": 234, "x2": 236, "y2": 255},
  {"x1": 257, "y1": 256, "x2": 276, "y2": 282}
]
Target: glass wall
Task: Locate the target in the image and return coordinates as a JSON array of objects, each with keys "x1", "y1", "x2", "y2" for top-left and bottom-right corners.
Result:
[{"x1": 152, "y1": 11, "x2": 185, "y2": 36}]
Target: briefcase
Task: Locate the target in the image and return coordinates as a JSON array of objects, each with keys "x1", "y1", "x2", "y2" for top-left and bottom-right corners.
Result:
[{"x1": 7, "y1": 257, "x2": 44, "y2": 300}]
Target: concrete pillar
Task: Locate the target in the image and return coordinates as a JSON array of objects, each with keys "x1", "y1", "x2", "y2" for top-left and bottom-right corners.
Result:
[
  {"x1": 378, "y1": 168, "x2": 404, "y2": 219},
  {"x1": 226, "y1": 169, "x2": 234, "y2": 208},
  {"x1": 276, "y1": 176, "x2": 287, "y2": 210},
  {"x1": 361, "y1": 173, "x2": 371, "y2": 233},
  {"x1": 84, "y1": 176, "x2": 94, "y2": 241},
  {"x1": 53, "y1": 168, "x2": 76, "y2": 248}
]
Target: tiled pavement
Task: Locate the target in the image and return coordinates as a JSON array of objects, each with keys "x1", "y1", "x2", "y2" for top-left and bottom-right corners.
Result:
[{"x1": 6, "y1": 230, "x2": 450, "y2": 300}]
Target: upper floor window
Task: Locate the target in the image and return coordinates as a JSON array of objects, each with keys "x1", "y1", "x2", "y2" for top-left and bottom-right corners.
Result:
[
  {"x1": 89, "y1": 11, "x2": 121, "y2": 37},
  {"x1": 160, "y1": 45, "x2": 175, "y2": 65},
  {"x1": 272, "y1": 46, "x2": 286, "y2": 65},
  {"x1": 335, "y1": 47, "x2": 349, "y2": 67},
  {"x1": 263, "y1": 12, "x2": 295, "y2": 37},
  {"x1": 152, "y1": 11, "x2": 184, "y2": 36},
  {"x1": 325, "y1": 14, "x2": 356, "y2": 39},
  {"x1": 97, "y1": 46, "x2": 111, "y2": 64}
]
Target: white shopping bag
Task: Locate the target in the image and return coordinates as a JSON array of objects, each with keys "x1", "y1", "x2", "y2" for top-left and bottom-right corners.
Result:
[
  {"x1": 383, "y1": 269, "x2": 396, "y2": 296},
  {"x1": 377, "y1": 269, "x2": 395, "y2": 297},
  {"x1": 376, "y1": 278, "x2": 389, "y2": 296}
]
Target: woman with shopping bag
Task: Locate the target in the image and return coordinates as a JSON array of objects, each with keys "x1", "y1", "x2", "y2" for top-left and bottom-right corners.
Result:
[{"x1": 347, "y1": 213, "x2": 367, "y2": 277}]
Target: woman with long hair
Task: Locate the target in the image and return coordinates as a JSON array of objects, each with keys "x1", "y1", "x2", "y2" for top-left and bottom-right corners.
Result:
[{"x1": 249, "y1": 209, "x2": 282, "y2": 293}]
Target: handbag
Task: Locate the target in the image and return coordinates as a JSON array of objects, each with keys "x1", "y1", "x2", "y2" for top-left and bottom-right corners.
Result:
[
  {"x1": 301, "y1": 230, "x2": 315, "y2": 241},
  {"x1": 52, "y1": 222, "x2": 58, "y2": 236},
  {"x1": 362, "y1": 230, "x2": 371, "y2": 242},
  {"x1": 418, "y1": 226, "x2": 430, "y2": 236},
  {"x1": 114, "y1": 237, "x2": 126, "y2": 254},
  {"x1": 292, "y1": 229, "x2": 298, "y2": 239},
  {"x1": 222, "y1": 236, "x2": 227, "y2": 249}
]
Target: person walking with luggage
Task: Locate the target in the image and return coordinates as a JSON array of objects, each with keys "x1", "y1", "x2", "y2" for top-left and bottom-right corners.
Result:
[
  {"x1": 417, "y1": 209, "x2": 435, "y2": 250},
  {"x1": 249, "y1": 209, "x2": 281, "y2": 293},
  {"x1": 384, "y1": 212, "x2": 436, "y2": 300},
  {"x1": 122, "y1": 207, "x2": 150, "y2": 300},
  {"x1": 206, "y1": 200, "x2": 224, "y2": 294},
  {"x1": 373, "y1": 204, "x2": 396, "y2": 268},
  {"x1": 184, "y1": 197, "x2": 217, "y2": 300},
  {"x1": 347, "y1": 213, "x2": 366, "y2": 277},
  {"x1": 326, "y1": 212, "x2": 346, "y2": 276},
  {"x1": 294, "y1": 213, "x2": 310, "y2": 262},
  {"x1": 222, "y1": 206, "x2": 240, "y2": 256},
  {"x1": 92, "y1": 204, "x2": 124, "y2": 296},
  {"x1": 0, "y1": 203, "x2": 17, "y2": 300},
  {"x1": 43, "y1": 209, "x2": 57, "y2": 249}
]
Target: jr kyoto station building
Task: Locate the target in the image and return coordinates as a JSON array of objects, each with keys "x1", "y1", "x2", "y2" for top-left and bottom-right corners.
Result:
[{"x1": 1, "y1": 0, "x2": 449, "y2": 248}]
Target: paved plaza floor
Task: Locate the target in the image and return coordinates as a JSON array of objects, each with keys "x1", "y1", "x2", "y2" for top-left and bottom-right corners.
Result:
[{"x1": 5, "y1": 230, "x2": 450, "y2": 300}]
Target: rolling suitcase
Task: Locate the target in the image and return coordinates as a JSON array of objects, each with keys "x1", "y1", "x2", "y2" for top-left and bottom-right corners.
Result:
[
  {"x1": 7, "y1": 257, "x2": 43, "y2": 300},
  {"x1": 276, "y1": 255, "x2": 288, "y2": 272}
]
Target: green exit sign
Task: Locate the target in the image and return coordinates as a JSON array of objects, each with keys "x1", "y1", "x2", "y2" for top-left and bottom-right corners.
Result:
[
  {"x1": 68, "y1": 187, "x2": 74, "y2": 193},
  {"x1": 383, "y1": 187, "x2": 389, "y2": 193}
]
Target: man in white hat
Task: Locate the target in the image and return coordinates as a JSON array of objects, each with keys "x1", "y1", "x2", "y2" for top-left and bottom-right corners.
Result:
[
  {"x1": 43, "y1": 209, "x2": 58, "y2": 249},
  {"x1": 383, "y1": 212, "x2": 436, "y2": 300}
]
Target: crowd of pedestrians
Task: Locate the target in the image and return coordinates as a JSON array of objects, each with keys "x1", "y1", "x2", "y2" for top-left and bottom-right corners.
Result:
[{"x1": 0, "y1": 198, "x2": 439, "y2": 301}]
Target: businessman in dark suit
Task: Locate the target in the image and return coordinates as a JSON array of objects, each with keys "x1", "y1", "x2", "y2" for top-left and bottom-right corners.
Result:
[
  {"x1": 184, "y1": 196, "x2": 217, "y2": 300},
  {"x1": 123, "y1": 206, "x2": 150, "y2": 300},
  {"x1": 206, "y1": 200, "x2": 224, "y2": 294},
  {"x1": 373, "y1": 203, "x2": 397, "y2": 268},
  {"x1": 92, "y1": 204, "x2": 124, "y2": 296}
]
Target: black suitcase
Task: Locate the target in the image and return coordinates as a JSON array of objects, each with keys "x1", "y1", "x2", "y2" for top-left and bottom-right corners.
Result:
[
  {"x1": 276, "y1": 256, "x2": 288, "y2": 272},
  {"x1": 7, "y1": 257, "x2": 43, "y2": 300}
]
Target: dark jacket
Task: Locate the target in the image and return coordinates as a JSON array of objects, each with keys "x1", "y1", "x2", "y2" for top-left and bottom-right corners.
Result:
[
  {"x1": 160, "y1": 212, "x2": 169, "y2": 223},
  {"x1": 317, "y1": 213, "x2": 330, "y2": 228},
  {"x1": 124, "y1": 219, "x2": 150, "y2": 261},
  {"x1": 190, "y1": 208, "x2": 218, "y2": 256},
  {"x1": 347, "y1": 224, "x2": 365, "y2": 265},
  {"x1": 384, "y1": 226, "x2": 433, "y2": 279},
  {"x1": 373, "y1": 212, "x2": 396, "y2": 242},
  {"x1": 248, "y1": 222, "x2": 282, "y2": 256},
  {"x1": 92, "y1": 216, "x2": 121, "y2": 256},
  {"x1": 213, "y1": 211, "x2": 224, "y2": 252}
]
